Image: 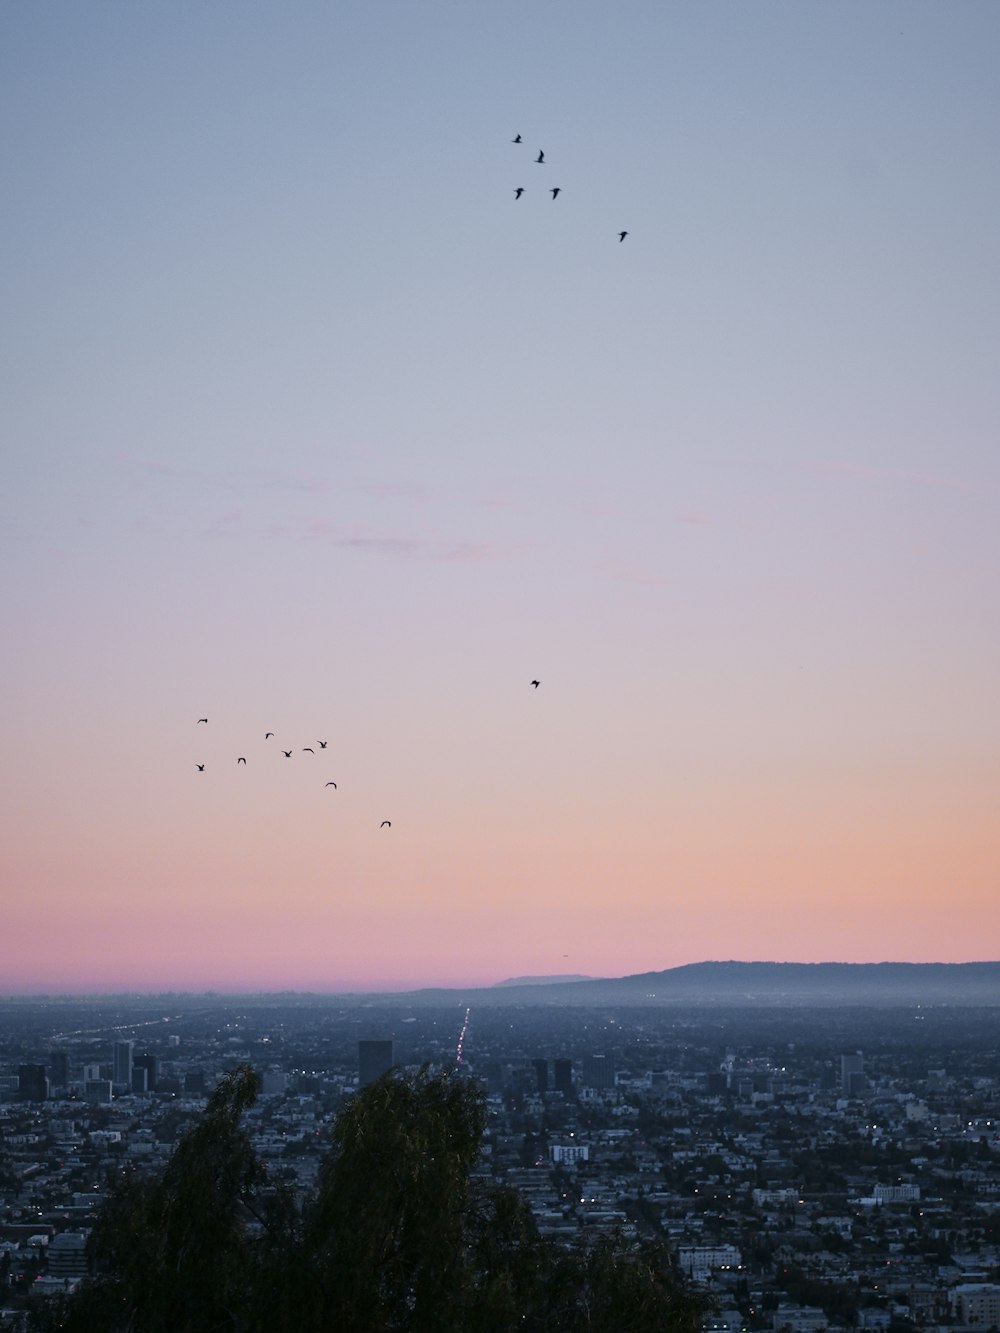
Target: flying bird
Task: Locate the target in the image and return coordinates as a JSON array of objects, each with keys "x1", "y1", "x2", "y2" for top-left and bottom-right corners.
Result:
[
  {"x1": 282, "y1": 750, "x2": 292, "y2": 758},
  {"x1": 618, "y1": 231, "x2": 628, "y2": 242},
  {"x1": 514, "y1": 187, "x2": 524, "y2": 199},
  {"x1": 197, "y1": 718, "x2": 208, "y2": 724},
  {"x1": 325, "y1": 782, "x2": 337, "y2": 788},
  {"x1": 535, "y1": 150, "x2": 544, "y2": 164},
  {"x1": 237, "y1": 757, "x2": 246, "y2": 765},
  {"x1": 265, "y1": 732, "x2": 274, "y2": 739},
  {"x1": 196, "y1": 764, "x2": 205, "y2": 772},
  {"x1": 531, "y1": 680, "x2": 540, "y2": 688},
  {"x1": 302, "y1": 747, "x2": 315, "y2": 754},
  {"x1": 550, "y1": 188, "x2": 560, "y2": 199},
  {"x1": 381, "y1": 820, "x2": 391, "y2": 828},
  {"x1": 512, "y1": 133, "x2": 522, "y2": 143},
  {"x1": 318, "y1": 740, "x2": 328, "y2": 748}
]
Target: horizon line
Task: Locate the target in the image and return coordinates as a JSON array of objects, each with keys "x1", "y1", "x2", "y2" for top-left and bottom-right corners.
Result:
[{"x1": 2, "y1": 958, "x2": 1000, "y2": 1001}]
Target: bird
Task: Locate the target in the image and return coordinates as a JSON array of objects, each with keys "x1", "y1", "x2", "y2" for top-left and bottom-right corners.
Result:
[
  {"x1": 531, "y1": 680, "x2": 540, "y2": 688},
  {"x1": 282, "y1": 750, "x2": 292, "y2": 758},
  {"x1": 325, "y1": 782, "x2": 337, "y2": 788},
  {"x1": 550, "y1": 188, "x2": 560, "y2": 199},
  {"x1": 618, "y1": 230, "x2": 628, "y2": 242},
  {"x1": 196, "y1": 764, "x2": 205, "y2": 772},
  {"x1": 318, "y1": 740, "x2": 328, "y2": 748},
  {"x1": 381, "y1": 820, "x2": 391, "y2": 828},
  {"x1": 512, "y1": 133, "x2": 522, "y2": 143},
  {"x1": 265, "y1": 732, "x2": 274, "y2": 739},
  {"x1": 514, "y1": 187, "x2": 524, "y2": 199},
  {"x1": 237, "y1": 757, "x2": 246, "y2": 765},
  {"x1": 302, "y1": 747, "x2": 315, "y2": 754},
  {"x1": 535, "y1": 150, "x2": 544, "y2": 164},
  {"x1": 197, "y1": 718, "x2": 207, "y2": 724}
]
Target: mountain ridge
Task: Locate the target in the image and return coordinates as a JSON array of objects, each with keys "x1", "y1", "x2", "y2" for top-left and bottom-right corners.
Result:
[{"x1": 403, "y1": 960, "x2": 1000, "y2": 1007}]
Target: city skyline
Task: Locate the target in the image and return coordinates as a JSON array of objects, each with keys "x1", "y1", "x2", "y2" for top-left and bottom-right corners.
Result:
[{"x1": 3, "y1": 3, "x2": 999, "y2": 994}]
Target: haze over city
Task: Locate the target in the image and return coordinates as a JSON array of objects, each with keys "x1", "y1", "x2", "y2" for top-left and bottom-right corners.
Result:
[{"x1": 3, "y1": 3, "x2": 999, "y2": 994}]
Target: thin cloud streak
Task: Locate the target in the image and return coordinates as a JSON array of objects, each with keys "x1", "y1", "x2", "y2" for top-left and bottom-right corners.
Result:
[{"x1": 309, "y1": 520, "x2": 499, "y2": 562}]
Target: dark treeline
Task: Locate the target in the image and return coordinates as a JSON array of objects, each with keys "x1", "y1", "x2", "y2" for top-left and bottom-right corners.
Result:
[{"x1": 31, "y1": 1066, "x2": 703, "y2": 1333}]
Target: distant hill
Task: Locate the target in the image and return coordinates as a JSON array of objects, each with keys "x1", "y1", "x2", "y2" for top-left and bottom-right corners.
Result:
[
  {"x1": 403, "y1": 961, "x2": 1000, "y2": 1007},
  {"x1": 492, "y1": 974, "x2": 594, "y2": 988}
]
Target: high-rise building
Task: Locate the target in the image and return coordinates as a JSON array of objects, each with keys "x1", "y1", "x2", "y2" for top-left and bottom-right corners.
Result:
[
  {"x1": 358, "y1": 1039, "x2": 394, "y2": 1087},
  {"x1": 47, "y1": 1231, "x2": 89, "y2": 1281},
  {"x1": 131, "y1": 1068, "x2": 148, "y2": 1095},
  {"x1": 184, "y1": 1070, "x2": 206, "y2": 1097},
  {"x1": 113, "y1": 1041, "x2": 133, "y2": 1089},
  {"x1": 582, "y1": 1054, "x2": 615, "y2": 1090},
  {"x1": 17, "y1": 1064, "x2": 48, "y2": 1102},
  {"x1": 133, "y1": 1053, "x2": 159, "y2": 1092},
  {"x1": 840, "y1": 1052, "x2": 864, "y2": 1097},
  {"x1": 553, "y1": 1058, "x2": 574, "y2": 1097},
  {"x1": 48, "y1": 1050, "x2": 70, "y2": 1090},
  {"x1": 531, "y1": 1058, "x2": 549, "y2": 1095}
]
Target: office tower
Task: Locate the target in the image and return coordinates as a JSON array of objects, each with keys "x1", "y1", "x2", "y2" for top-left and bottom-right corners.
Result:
[
  {"x1": 113, "y1": 1040, "x2": 133, "y2": 1089},
  {"x1": 133, "y1": 1053, "x2": 159, "y2": 1092},
  {"x1": 358, "y1": 1039, "x2": 394, "y2": 1087},
  {"x1": 553, "y1": 1058, "x2": 574, "y2": 1097},
  {"x1": 85, "y1": 1079, "x2": 113, "y2": 1105},
  {"x1": 48, "y1": 1050, "x2": 70, "y2": 1090},
  {"x1": 47, "y1": 1232, "x2": 89, "y2": 1281},
  {"x1": 840, "y1": 1052, "x2": 864, "y2": 1096},
  {"x1": 131, "y1": 1067, "x2": 148, "y2": 1095},
  {"x1": 531, "y1": 1058, "x2": 549, "y2": 1095},
  {"x1": 582, "y1": 1054, "x2": 615, "y2": 1089},
  {"x1": 184, "y1": 1070, "x2": 206, "y2": 1096},
  {"x1": 17, "y1": 1064, "x2": 48, "y2": 1102}
]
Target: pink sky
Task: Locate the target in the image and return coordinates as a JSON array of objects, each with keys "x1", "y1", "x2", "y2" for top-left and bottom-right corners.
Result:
[{"x1": 3, "y1": 3, "x2": 1000, "y2": 992}]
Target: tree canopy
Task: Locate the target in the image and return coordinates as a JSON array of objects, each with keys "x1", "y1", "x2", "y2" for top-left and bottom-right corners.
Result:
[{"x1": 39, "y1": 1065, "x2": 703, "y2": 1333}]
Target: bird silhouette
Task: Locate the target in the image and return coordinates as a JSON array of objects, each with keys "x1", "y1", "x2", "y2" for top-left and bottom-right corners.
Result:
[
  {"x1": 325, "y1": 782, "x2": 337, "y2": 788},
  {"x1": 265, "y1": 732, "x2": 274, "y2": 739},
  {"x1": 237, "y1": 757, "x2": 246, "y2": 765},
  {"x1": 531, "y1": 680, "x2": 540, "y2": 688},
  {"x1": 318, "y1": 740, "x2": 328, "y2": 748},
  {"x1": 535, "y1": 150, "x2": 544, "y2": 164},
  {"x1": 618, "y1": 231, "x2": 628, "y2": 242},
  {"x1": 197, "y1": 718, "x2": 208, "y2": 724},
  {"x1": 381, "y1": 820, "x2": 391, "y2": 828},
  {"x1": 282, "y1": 750, "x2": 292, "y2": 758},
  {"x1": 550, "y1": 188, "x2": 560, "y2": 199},
  {"x1": 512, "y1": 133, "x2": 522, "y2": 143},
  {"x1": 302, "y1": 747, "x2": 315, "y2": 754},
  {"x1": 196, "y1": 764, "x2": 205, "y2": 771},
  {"x1": 514, "y1": 187, "x2": 524, "y2": 199}
]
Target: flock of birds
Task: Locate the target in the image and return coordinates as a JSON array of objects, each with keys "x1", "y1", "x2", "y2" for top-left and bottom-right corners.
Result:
[
  {"x1": 192, "y1": 680, "x2": 540, "y2": 830},
  {"x1": 510, "y1": 134, "x2": 628, "y2": 242}
]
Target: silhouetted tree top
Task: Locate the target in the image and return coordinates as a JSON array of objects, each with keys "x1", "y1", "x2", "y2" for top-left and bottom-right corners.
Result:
[{"x1": 40, "y1": 1065, "x2": 703, "y2": 1333}]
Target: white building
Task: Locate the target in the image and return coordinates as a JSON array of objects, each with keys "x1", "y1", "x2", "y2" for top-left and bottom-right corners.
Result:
[{"x1": 952, "y1": 1284, "x2": 1000, "y2": 1327}]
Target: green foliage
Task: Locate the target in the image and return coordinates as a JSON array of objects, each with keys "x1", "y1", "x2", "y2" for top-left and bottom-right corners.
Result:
[{"x1": 48, "y1": 1066, "x2": 702, "y2": 1333}]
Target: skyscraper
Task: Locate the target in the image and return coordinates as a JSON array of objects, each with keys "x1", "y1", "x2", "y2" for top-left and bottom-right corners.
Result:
[
  {"x1": 358, "y1": 1039, "x2": 394, "y2": 1087},
  {"x1": 133, "y1": 1053, "x2": 159, "y2": 1092},
  {"x1": 531, "y1": 1058, "x2": 549, "y2": 1095},
  {"x1": 17, "y1": 1065, "x2": 48, "y2": 1102},
  {"x1": 582, "y1": 1054, "x2": 615, "y2": 1090},
  {"x1": 113, "y1": 1040, "x2": 133, "y2": 1089},
  {"x1": 840, "y1": 1052, "x2": 864, "y2": 1097},
  {"x1": 48, "y1": 1050, "x2": 70, "y2": 1090},
  {"x1": 553, "y1": 1058, "x2": 574, "y2": 1097}
]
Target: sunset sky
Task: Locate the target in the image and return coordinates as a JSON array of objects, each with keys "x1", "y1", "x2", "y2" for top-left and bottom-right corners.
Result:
[{"x1": 3, "y1": 2, "x2": 999, "y2": 993}]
